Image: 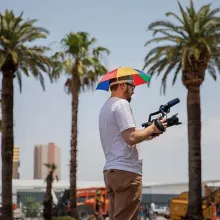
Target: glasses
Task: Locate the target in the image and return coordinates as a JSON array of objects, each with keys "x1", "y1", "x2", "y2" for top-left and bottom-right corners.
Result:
[{"x1": 126, "y1": 83, "x2": 135, "y2": 92}]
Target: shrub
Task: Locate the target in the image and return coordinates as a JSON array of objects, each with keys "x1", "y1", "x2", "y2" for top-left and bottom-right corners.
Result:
[{"x1": 53, "y1": 217, "x2": 76, "y2": 220}]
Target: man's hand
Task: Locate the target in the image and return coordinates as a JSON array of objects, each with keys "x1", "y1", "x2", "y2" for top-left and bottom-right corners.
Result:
[
  {"x1": 145, "y1": 118, "x2": 167, "y2": 141},
  {"x1": 121, "y1": 118, "x2": 167, "y2": 146},
  {"x1": 151, "y1": 118, "x2": 167, "y2": 134},
  {"x1": 144, "y1": 133, "x2": 160, "y2": 141},
  {"x1": 160, "y1": 118, "x2": 168, "y2": 130}
]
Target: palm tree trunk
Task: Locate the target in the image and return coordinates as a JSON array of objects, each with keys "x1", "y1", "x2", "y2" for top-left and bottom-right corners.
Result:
[
  {"x1": 70, "y1": 73, "x2": 80, "y2": 219},
  {"x1": 1, "y1": 71, "x2": 14, "y2": 220},
  {"x1": 186, "y1": 86, "x2": 202, "y2": 220},
  {"x1": 43, "y1": 171, "x2": 53, "y2": 220}
]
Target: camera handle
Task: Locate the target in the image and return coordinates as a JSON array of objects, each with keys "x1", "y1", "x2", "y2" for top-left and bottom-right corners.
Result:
[
  {"x1": 148, "y1": 108, "x2": 169, "y2": 122},
  {"x1": 141, "y1": 110, "x2": 167, "y2": 129}
]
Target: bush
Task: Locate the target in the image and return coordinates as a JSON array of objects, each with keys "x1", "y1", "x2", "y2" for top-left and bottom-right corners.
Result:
[
  {"x1": 53, "y1": 217, "x2": 77, "y2": 220},
  {"x1": 52, "y1": 215, "x2": 96, "y2": 220}
]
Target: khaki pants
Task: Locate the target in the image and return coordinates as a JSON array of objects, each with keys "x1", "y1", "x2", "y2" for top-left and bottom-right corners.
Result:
[{"x1": 104, "y1": 169, "x2": 142, "y2": 220}]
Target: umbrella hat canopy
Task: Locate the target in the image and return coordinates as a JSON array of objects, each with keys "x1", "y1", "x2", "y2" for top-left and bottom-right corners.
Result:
[{"x1": 96, "y1": 66, "x2": 151, "y2": 91}]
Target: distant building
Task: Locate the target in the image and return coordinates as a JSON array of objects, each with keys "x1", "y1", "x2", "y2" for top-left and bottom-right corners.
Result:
[
  {"x1": 1, "y1": 179, "x2": 220, "y2": 209},
  {"x1": 34, "y1": 142, "x2": 61, "y2": 180},
  {"x1": 13, "y1": 145, "x2": 20, "y2": 179}
]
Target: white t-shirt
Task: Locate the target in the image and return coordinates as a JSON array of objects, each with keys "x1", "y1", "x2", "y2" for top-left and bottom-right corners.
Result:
[{"x1": 99, "y1": 97, "x2": 143, "y2": 175}]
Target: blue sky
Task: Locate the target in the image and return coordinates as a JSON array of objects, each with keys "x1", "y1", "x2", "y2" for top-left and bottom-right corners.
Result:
[{"x1": 0, "y1": 0, "x2": 220, "y2": 184}]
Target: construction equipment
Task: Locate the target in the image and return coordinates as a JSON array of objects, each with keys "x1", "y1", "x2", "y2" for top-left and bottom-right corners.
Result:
[
  {"x1": 169, "y1": 185, "x2": 220, "y2": 220},
  {"x1": 54, "y1": 187, "x2": 109, "y2": 219}
]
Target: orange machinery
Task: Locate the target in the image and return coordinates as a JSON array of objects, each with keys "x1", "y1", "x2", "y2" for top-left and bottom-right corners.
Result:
[
  {"x1": 76, "y1": 187, "x2": 109, "y2": 217},
  {"x1": 57, "y1": 187, "x2": 109, "y2": 219}
]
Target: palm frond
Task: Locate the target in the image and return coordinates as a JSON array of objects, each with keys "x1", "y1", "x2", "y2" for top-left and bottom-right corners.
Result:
[
  {"x1": 93, "y1": 47, "x2": 110, "y2": 58},
  {"x1": 44, "y1": 163, "x2": 57, "y2": 171},
  {"x1": 148, "y1": 20, "x2": 188, "y2": 39},
  {"x1": 64, "y1": 78, "x2": 72, "y2": 94},
  {"x1": 165, "y1": 12, "x2": 184, "y2": 25},
  {"x1": 44, "y1": 163, "x2": 51, "y2": 169},
  {"x1": 177, "y1": 1, "x2": 194, "y2": 40},
  {"x1": 207, "y1": 62, "x2": 217, "y2": 80},
  {"x1": 143, "y1": 0, "x2": 220, "y2": 94},
  {"x1": 172, "y1": 62, "x2": 182, "y2": 85},
  {"x1": 208, "y1": 8, "x2": 220, "y2": 17},
  {"x1": 51, "y1": 163, "x2": 57, "y2": 170},
  {"x1": 213, "y1": 56, "x2": 220, "y2": 73},
  {"x1": 0, "y1": 10, "x2": 52, "y2": 91},
  {"x1": 16, "y1": 70, "x2": 22, "y2": 92},
  {"x1": 51, "y1": 31, "x2": 110, "y2": 93},
  {"x1": 0, "y1": 52, "x2": 6, "y2": 68},
  {"x1": 160, "y1": 60, "x2": 179, "y2": 94}
]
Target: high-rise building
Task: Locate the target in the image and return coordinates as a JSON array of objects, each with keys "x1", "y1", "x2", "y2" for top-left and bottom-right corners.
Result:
[
  {"x1": 13, "y1": 145, "x2": 20, "y2": 179},
  {"x1": 34, "y1": 142, "x2": 61, "y2": 180}
]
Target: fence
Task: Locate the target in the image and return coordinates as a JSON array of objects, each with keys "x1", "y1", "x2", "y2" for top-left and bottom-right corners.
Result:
[{"x1": 16, "y1": 189, "x2": 64, "y2": 218}]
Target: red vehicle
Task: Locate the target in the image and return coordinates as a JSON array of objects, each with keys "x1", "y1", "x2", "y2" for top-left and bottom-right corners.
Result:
[
  {"x1": 77, "y1": 187, "x2": 109, "y2": 218},
  {"x1": 55, "y1": 187, "x2": 109, "y2": 219}
]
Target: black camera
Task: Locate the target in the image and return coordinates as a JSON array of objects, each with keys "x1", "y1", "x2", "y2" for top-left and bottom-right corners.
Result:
[{"x1": 141, "y1": 98, "x2": 182, "y2": 134}]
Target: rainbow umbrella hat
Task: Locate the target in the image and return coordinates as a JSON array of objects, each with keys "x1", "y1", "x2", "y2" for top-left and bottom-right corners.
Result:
[{"x1": 96, "y1": 66, "x2": 151, "y2": 91}]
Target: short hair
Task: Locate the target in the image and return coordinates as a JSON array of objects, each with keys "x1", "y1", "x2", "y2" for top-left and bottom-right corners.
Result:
[{"x1": 109, "y1": 78, "x2": 119, "y2": 91}]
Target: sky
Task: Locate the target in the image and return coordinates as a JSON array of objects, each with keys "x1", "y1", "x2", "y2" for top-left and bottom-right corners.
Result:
[{"x1": 0, "y1": 0, "x2": 220, "y2": 184}]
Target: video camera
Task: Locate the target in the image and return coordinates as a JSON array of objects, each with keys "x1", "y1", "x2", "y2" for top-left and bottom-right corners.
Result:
[{"x1": 141, "y1": 98, "x2": 182, "y2": 134}]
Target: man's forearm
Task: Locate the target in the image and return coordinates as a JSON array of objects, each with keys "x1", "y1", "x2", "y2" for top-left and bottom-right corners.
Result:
[{"x1": 129, "y1": 126, "x2": 155, "y2": 146}]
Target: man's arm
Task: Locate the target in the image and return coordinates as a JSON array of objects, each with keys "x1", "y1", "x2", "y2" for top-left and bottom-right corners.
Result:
[
  {"x1": 122, "y1": 118, "x2": 167, "y2": 146},
  {"x1": 113, "y1": 100, "x2": 166, "y2": 145},
  {"x1": 121, "y1": 123, "x2": 159, "y2": 146}
]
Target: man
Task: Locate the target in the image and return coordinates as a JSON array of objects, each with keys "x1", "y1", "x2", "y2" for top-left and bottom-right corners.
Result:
[{"x1": 98, "y1": 75, "x2": 167, "y2": 220}]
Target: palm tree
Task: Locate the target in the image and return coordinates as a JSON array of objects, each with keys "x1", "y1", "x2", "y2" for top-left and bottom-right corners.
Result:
[
  {"x1": 51, "y1": 31, "x2": 110, "y2": 219},
  {"x1": 142, "y1": 1, "x2": 220, "y2": 219},
  {"x1": 0, "y1": 92, "x2": 2, "y2": 131},
  {"x1": 0, "y1": 10, "x2": 52, "y2": 220},
  {"x1": 43, "y1": 163, "x2": 58, "y2": 220}
]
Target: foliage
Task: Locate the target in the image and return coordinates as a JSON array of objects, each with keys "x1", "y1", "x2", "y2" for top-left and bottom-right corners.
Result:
[
  {"x1": 52, "y1": 217, "x2": 76, "y2": 220},
  {"x1": 44, "y1": 163, "x2": 59, "y2": 182},
  {"x1": 51, "y1": 31, "x2": 110, "y2": 92},
  {"x1": 0, "y1": 9, "x2": 52, "y2": 91},
  {"x1": 143, "y1": 0, "x2": 220, "y2": 93},
  {"x1": 22, "y1": 197, "x2": 42, "y2": 218}
]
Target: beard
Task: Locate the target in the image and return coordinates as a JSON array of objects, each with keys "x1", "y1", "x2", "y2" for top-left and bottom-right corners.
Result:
[{"x1": 126, "y1": 97, "x2": 132, "y2": 103}]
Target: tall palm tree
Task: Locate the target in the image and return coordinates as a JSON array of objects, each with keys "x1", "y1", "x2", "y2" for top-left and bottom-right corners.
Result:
[
  {"x1": 0, "y1": 10, "x2": 52, "y2": 220},
  {"x1": 142, "y1": 1, "x2": 220, "y2": 219},
  {"x1": 0, "y1": 93, "x2": 2, "y2": 131},
  {"x1": 43, "y1": 163, "x2": 58, "y2": 220},
  {"x1": 51, "y1": 31, "x2": 110, "y2": 219}
]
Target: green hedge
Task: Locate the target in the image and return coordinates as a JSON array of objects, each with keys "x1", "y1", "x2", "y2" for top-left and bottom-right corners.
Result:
[{"x1": 53, "y1": 217, "x2": 76, "y2": 220}]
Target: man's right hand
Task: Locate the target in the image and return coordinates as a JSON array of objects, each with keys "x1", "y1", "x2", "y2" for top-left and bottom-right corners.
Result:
[
  {"x1": 121, "y1": 118, "x2": 167, "y2": 146},
  {"x1": 151, "y1": 118, "x2": 167, "y2": 134}
]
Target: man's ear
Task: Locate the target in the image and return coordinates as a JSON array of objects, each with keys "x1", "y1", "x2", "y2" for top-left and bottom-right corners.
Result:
[{"x1": 120, "y1": 83, "x2": 126, "y2": 90}]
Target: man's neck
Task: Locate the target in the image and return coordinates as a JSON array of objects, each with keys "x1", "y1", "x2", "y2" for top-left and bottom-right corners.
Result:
[{"x1": 110, "y1": 92, "x2": 124, "y2": 99}]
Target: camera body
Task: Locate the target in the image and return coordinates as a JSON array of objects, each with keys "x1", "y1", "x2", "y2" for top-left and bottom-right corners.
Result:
[{"x1": 141, "y1": 98, "x2": 182, "y2": 133}]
